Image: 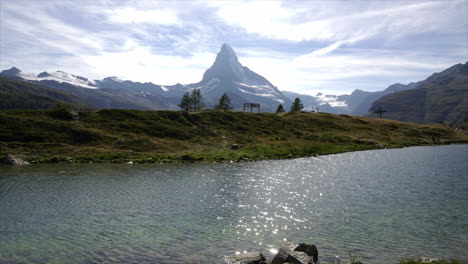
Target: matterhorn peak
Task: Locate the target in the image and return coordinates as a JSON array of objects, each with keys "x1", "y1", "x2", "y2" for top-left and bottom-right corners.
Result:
[
  {"x1": 218, "y1": 43, "x2": 238, "y2": 61},
  {"x1": 210, "y1": 43, "x2": 240, "y2": 70},
  {"x1": 190, "y1": 43, "x2": 291, "y2": 112},
  {"x1": 201, "y1": 43, "x2": 245, "y2": 82}
]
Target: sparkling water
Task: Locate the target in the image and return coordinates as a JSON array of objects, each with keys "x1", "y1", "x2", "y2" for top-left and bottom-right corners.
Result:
[{"x1": 1, "y1": 145, "x2": 467, "y2": 263}]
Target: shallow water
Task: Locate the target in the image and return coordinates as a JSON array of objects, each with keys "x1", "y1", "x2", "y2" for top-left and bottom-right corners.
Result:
[{"x1": 0, "y1": 145, "x2": 467, "y2": 263}]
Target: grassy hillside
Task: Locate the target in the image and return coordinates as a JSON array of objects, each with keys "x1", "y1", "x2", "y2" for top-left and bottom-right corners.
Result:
[
  {"x1": 0, "y1": 77, "x2": 93, "y2": 110},
  {"x1": 0, "y1": 109, "x2": 466, "y2": 163},
  {"x1": 366, "y1": 62, "x2": 468, "y2": 125}
]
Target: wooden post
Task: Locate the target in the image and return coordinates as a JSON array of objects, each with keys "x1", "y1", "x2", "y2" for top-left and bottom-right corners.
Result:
[
  {"x1": 374, "y1": 106, "x2": 387, "y2": 118},
  {"x1": 243, "y1": 103, "x2": 260, "y2": 113}
]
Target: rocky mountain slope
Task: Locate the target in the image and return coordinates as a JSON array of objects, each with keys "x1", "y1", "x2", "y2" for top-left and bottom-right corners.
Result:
[
  {"x1": 0, "y1": 68, "x2": 179, "y2": 110},
  {"x1": 366, "y1": 62, "x2": 468, "y2": 125},
  {"x1": 1, "y1": 45, "x2": 465, "y2": 118},
  {"x1": 185, "y1": 44, "x2": 291, "y2": 112},
  {"x1": 0, "y1": 76, "x2": 92, "y2": 110},
  {"x1": 1, "y1": 45, "x2": 291, "y2": 112},
  {"x1": 346, "y1": 82, "x2": 420, "y2": 116}
]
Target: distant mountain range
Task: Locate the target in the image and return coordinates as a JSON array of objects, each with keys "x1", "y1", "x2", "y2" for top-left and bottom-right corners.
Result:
[
  {"x1": 0, "y1": 76, "x2": 93, "y2": 110},
  {"x1": 366, "y1": 62, "x2": 468, "y2": 125},
  {"x1": 1, "y1": 44, "x2": 466, "y2": 124},
  {"x1": 1, "y1": 44, "x2": 292, "y2": 112},
  {"x1": 1, "y1": 44, "x2": 399, "y2": 114}
]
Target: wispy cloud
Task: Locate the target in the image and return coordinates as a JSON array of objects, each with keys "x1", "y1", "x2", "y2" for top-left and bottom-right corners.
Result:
[
  {"x1": 241, "y1": 47, "x2": 461, "y2": 95},
  {"x1": 1, "y1": 0, "x2": 466, "y2": 94},
  {"x1": 217, "y1": 1, "x2": 465, "y2": 43},
  {"x1": 105, "y1": 7, "x2": 180, "y2": 25}
]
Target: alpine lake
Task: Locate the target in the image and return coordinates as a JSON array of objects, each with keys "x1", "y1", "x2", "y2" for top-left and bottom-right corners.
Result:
[{"x1": 1, "y1": 145, "x2": 467, "y2": 263}]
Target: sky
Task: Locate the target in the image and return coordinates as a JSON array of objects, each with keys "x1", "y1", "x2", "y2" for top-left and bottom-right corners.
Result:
[{"x1": 0, "y1": 0, "x2": 467, "y2": 95}]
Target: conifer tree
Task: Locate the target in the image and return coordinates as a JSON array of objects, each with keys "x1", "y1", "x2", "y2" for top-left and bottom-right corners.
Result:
[
  {"x1": 276, "y1": 104, "x2": 285, "y2": 113},
  {"x1": 289, "y1": 97, "x2": 304, "y2": 113},
  {"x1": 215, "y1": 93, "x2": 232, "y2": 111},
  {"x1": 178, "y1": 92, "x2": 192, "y2": 112},
  {"x1": 190, "y1": 89, "x2": 205, "y2": 112}
]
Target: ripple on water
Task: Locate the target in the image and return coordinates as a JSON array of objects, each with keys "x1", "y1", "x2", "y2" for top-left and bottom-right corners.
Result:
[{"x1": 0, "y1": 145, "x2": 467, "y2": 263}]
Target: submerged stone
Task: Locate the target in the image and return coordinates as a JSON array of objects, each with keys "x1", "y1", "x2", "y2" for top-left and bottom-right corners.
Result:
[
  {"x1": 2, "y1": 154, "x2": 29, "y2": 165},
  {"x1": 271, "y1": 242, "x2": 319, "y2": 264},
  {"x1": 225, "y1": 252, "x2": 267, "y2": 264},
  {"x1": 419, "y1": 257, "x2": 444, "y2": 263}
]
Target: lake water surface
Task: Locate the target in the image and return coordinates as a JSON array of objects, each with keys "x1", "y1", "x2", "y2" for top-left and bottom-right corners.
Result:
[{"x1": 1, "y1": 145, "x2": 467, "y2": 263}]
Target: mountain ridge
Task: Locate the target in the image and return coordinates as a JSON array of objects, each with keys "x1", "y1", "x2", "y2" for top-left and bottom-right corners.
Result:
[
  {"x1": 0, "y1": 76, "x2": 93, "y2": 110},
  {"x1": 366, "y1": 62, "x2": 468, "y2": 125},
  {"x1": 1, "y1": 45, "x2": 465, "y2": 117},
  {"x1": 185, "y1": 43, "x2": 291, "y2": 111},
  {"x1": 0, "y1": 44, "x2": 292, "y2": 112}
]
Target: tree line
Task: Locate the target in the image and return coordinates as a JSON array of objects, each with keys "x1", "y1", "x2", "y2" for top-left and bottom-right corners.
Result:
[
  {"x1": 178, "y1": 90, "x2": 305, "y2": 113},
  {"x1": 275, "y1": 97, "x2": 303, "y2": 113},
  {"x1": 178, "y1": 89, "x2": 232, "y2": 112}
]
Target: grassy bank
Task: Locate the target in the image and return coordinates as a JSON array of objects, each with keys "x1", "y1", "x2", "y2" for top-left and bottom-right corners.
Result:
[
  {"x1": 0, "y1": 108, "x2": 467, "y2": 163},
  {"x1": 400, "y1": 259, "x2": 462, "y2": 264}
]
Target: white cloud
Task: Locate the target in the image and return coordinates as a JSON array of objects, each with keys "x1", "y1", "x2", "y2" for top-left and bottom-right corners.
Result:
[
  {"x1": 216, "y1": 0, "x2": 466, "y2": 44},
  {"x1": 1, "y1": 0, "x2": 466, "y2": 96},
  {"x1": 216, "y1": 1, "x2": 295, "y2": 37},
  {"x1": 81, "y1": 40, "x2": 213, "y2": 84},
  {"x1": 105, "y1": 7, "x2": 180, "y2": 25},
  {"x1": 240, "y1": 47, "x2": 461, "y2": 95},
  {"x1": 1, "y1": 2, "x2": 109, "y2": 56}
]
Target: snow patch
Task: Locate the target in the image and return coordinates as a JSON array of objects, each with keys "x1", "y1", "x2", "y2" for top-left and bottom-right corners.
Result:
[
  {"x1": 238, "y1": 88, "x2": 276, "y2": 98},
  {"x1": 316, "y1": 93, "x2": 348, "y2": 107},
  {"x1": 107, "y1": 76, "x2": 124, "y2": 82},
  {"x1": 237, "y1": 82, "x2": 270, "y2": 89},
  {"x1": 17, "y1": 72, "x2": 38, "y2": 80},
  {"x1": 19, "y1": 70, "x2": 98, "y2": 89},
  {"x1": 236, "y1": 82, "x2": 281, "y2": 95}
]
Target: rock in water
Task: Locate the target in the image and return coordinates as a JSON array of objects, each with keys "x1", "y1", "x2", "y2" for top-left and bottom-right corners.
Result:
[
  {"x1": 225, "y1": 252, "x2": 267, "y2": 264},
  {"x1": 271, "y1": 242, "x2": 319, "y2": 264},
  {"x1": 2, "y1": 154, "x2": 29, "y2": 165},
  {"x1": 419, "y1": 257, "x2": 444, "y2": 263}
]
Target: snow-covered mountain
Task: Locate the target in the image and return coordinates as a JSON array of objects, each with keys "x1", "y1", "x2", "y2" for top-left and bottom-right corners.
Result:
[
  {"x1": 1, "y1": 67, "x2": 98, "y2": 89},
  {"x1": 185, "y1": 44, "x2": 291, "y2": 112},
  {"x1": 0, "y1": 67, "x2": 179, "y2": 110},
  {"x1": 0, "y1": 44, "x2": 420, "y2": 114},
  {"x1": 281, "y1": 90, "x2": 350, "y2": 114},
  {"x1": 0, "y1": 44, "x2": 291, "y2": 112}
]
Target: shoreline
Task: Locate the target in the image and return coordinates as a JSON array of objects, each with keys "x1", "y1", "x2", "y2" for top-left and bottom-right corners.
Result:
[
  {"x1": 1, "y1": 109, "x2": 467, "y2": 165},
  {"x1": 2, "y1": 143, "x2": 466, "y2": 165}
]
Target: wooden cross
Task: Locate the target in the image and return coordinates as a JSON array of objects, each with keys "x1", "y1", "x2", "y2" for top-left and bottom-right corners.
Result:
[{"x1": 374, "y1": 106, "x2": 387, "y2": 118}]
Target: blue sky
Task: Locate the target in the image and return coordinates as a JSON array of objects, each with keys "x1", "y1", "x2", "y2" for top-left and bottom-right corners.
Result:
[{"x1": 0, "y1": 0, "x2": 466, "y2": 95}]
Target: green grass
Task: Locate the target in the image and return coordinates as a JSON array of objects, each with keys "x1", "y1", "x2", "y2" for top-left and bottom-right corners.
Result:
[
  {"x1": 0, "y1": 109, "x2": 467, "y2": 163},
  {"x1": 400, "y1": 259, "x2": 462, "y2": 264}
]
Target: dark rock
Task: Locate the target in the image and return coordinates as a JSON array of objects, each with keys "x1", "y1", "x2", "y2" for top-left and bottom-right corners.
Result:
[
  {"x1": 70, "y1": 110, "x2": 79, "y2": 120},
  {"x1": 225, "y1": 252, "x2": 266, "y2": 264},
  {"x1": 271, "y1": 242, "x2": 319, "y2": 264},
  {"x1": 38, "y1": 71, "x2": 50, "y2": 78},
  {"x1": 49, "y1": 107, "x2": 79, "y2": 121},
  {"x1": 2, "y1": 154, "x2": 29, "y2": 165},
  {"x1": 231, "y1": 144, "x2": 239, "y2": 150},
  {"x1": 419, "y1": 257, "x2": 444, "y2": 263}
]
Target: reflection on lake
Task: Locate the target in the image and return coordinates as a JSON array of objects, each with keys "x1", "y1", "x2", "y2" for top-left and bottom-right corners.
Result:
[{"x1": 0, "y1": 145, "x2": 467, "y2": 263}]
